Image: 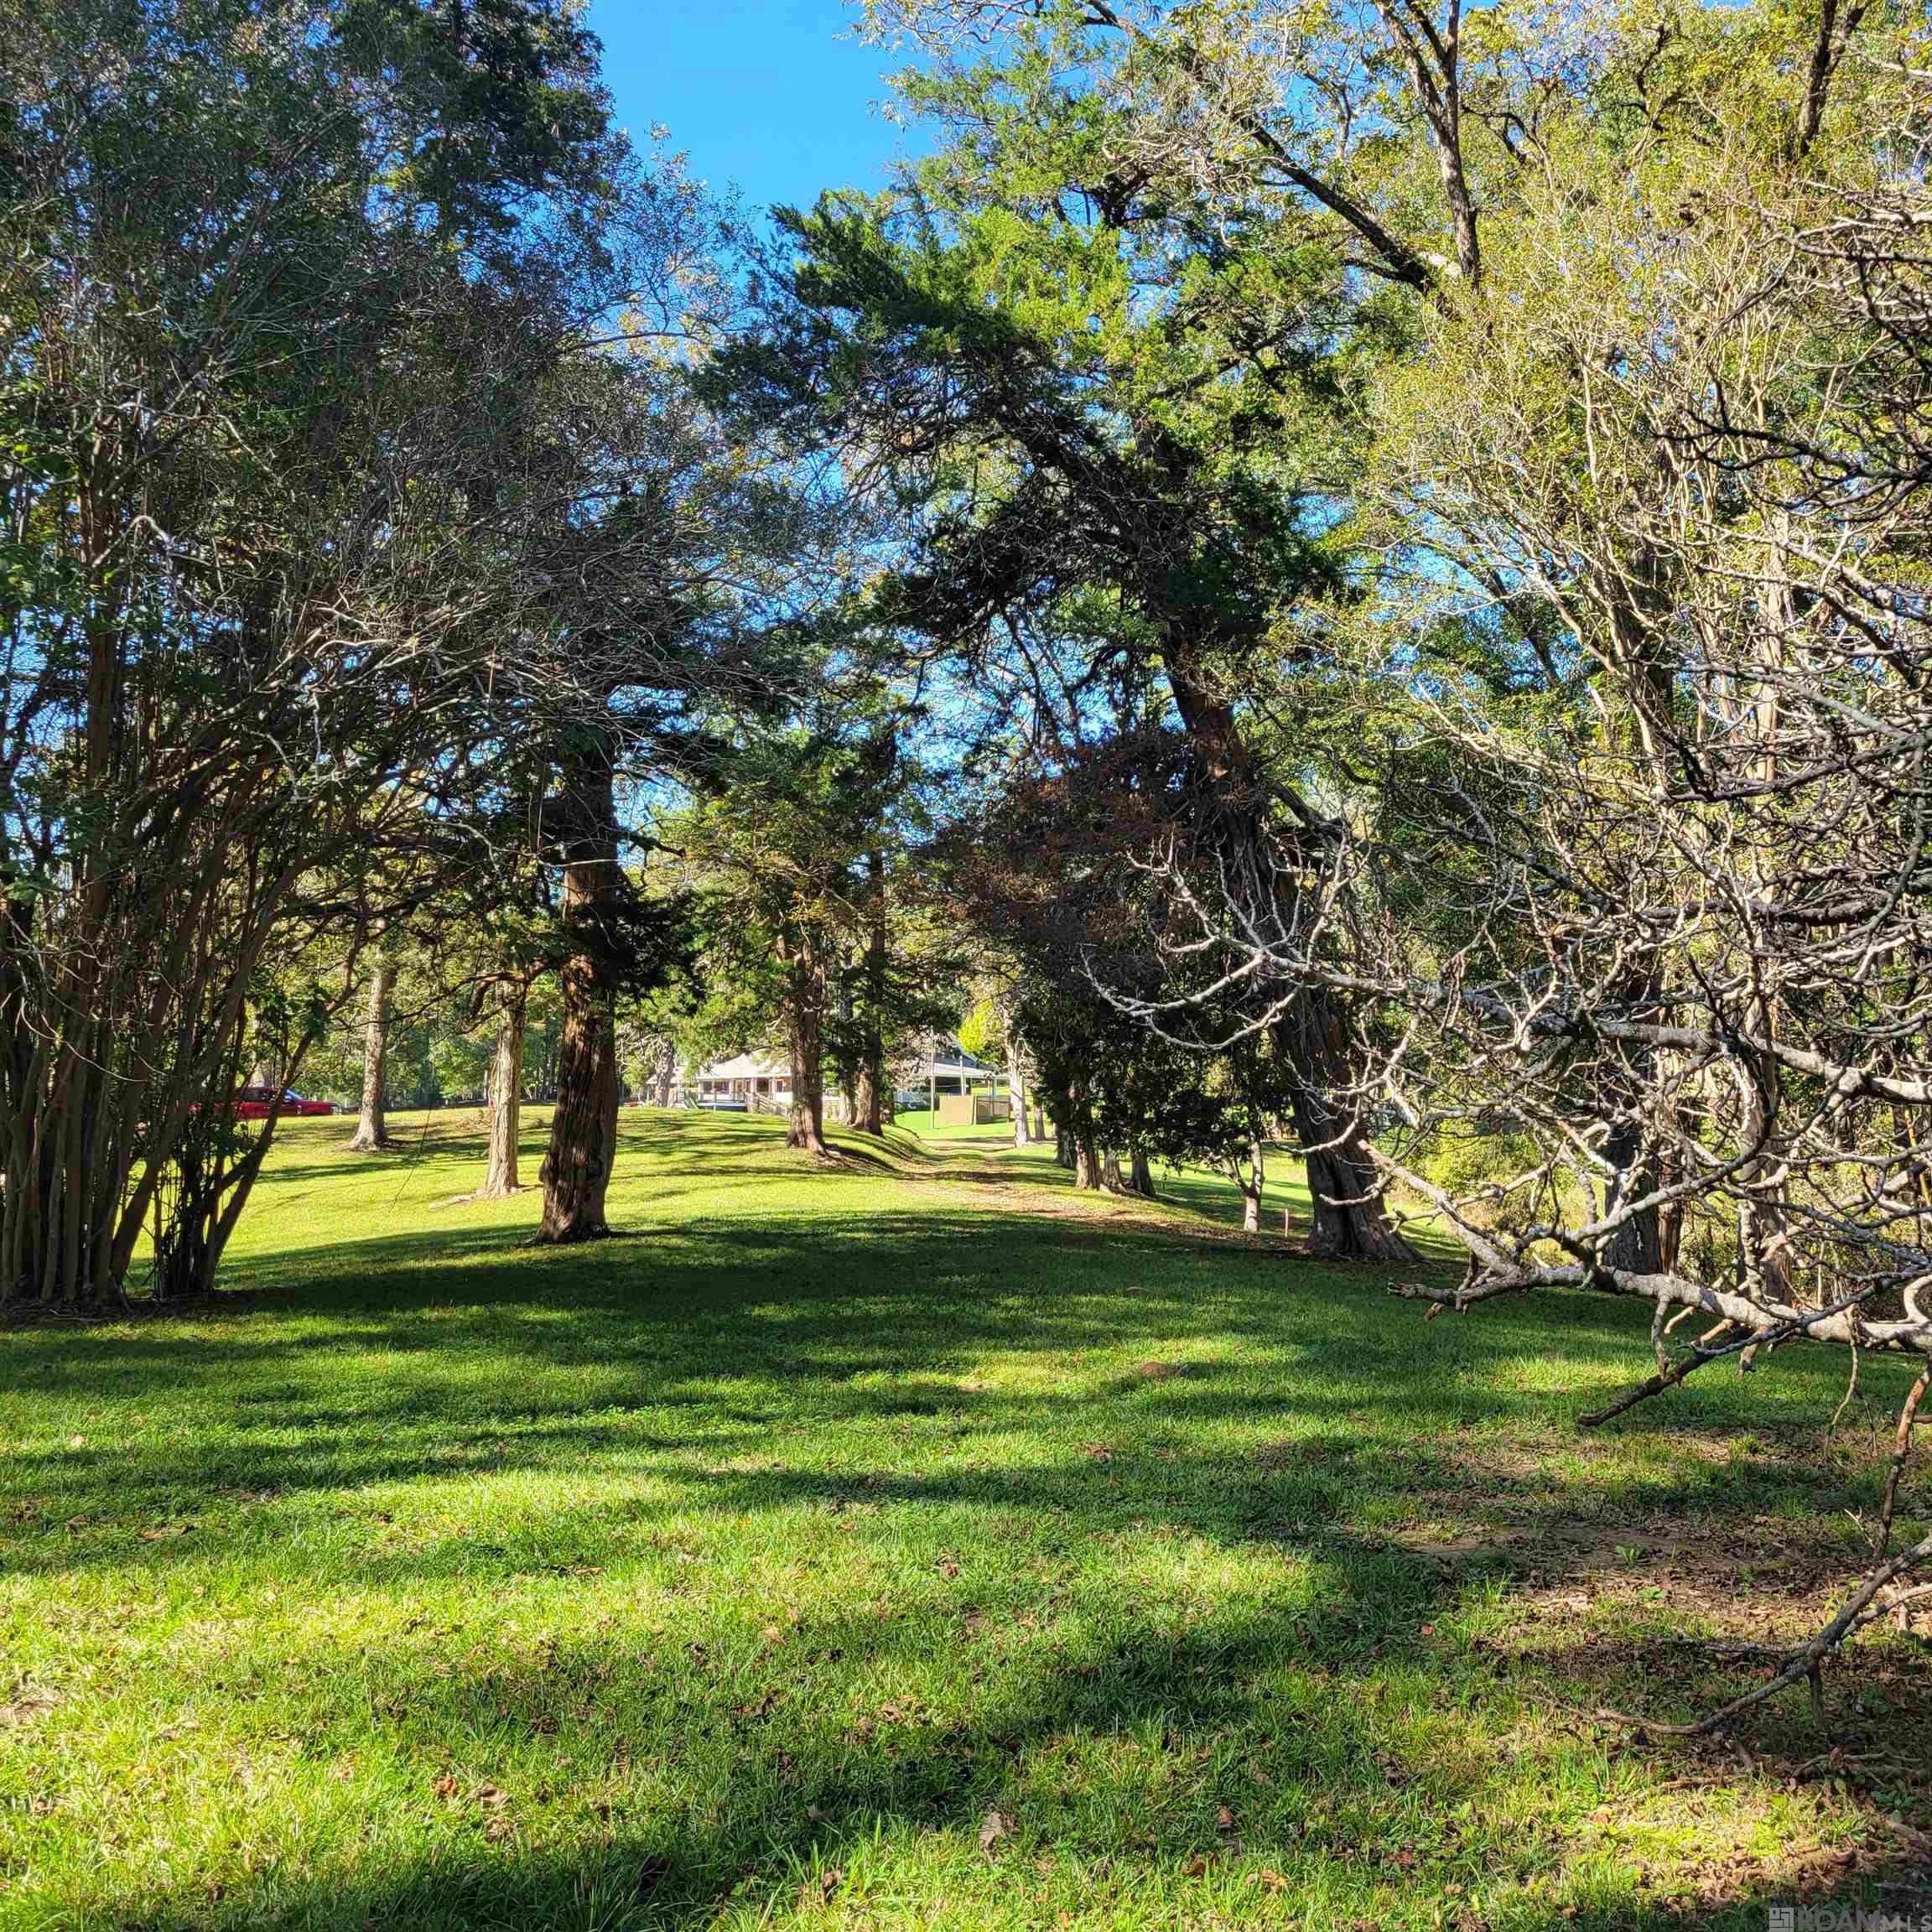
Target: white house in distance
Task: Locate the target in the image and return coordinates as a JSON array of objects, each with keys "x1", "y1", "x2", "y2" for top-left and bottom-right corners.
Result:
[
  {"x1": 677, "y1": 1050, "x2": 793, "y2": 1110},
  {"x1": 674, "y1": 1036, "x2": 996, "y2": 1112}
]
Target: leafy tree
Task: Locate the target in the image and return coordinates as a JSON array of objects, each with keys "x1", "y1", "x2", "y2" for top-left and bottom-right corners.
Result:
[
  {"x1": 0, "y1": 0, "x2": 623, "y2": 1304},
  {"x1": 715, "y1": 35, "x2": 1419, "y2": 1254},
  {"x1": 668, "y1": 691, "x2": 926, "y2": 1153}
]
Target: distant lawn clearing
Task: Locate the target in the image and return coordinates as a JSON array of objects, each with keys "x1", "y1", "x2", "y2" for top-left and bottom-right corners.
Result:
[{"x1": 3, "y1": 1109, "x2": 1929, "y2": 1930}]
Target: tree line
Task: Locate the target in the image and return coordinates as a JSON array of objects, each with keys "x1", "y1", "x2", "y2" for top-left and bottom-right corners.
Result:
[{"x1": 5, "y1": 0, "x2": 1931, "y2": 1722}]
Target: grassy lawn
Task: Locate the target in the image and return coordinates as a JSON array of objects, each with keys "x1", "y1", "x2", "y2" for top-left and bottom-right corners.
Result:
[
  {"x1": 872, "y1": 1109, "x2": 1014, "y2": 1142},
  {"x1": 3, "y1": 1109, "x2": 1929, "y2": 1930}
]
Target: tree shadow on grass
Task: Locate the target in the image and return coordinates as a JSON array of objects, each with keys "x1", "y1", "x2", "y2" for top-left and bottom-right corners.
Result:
[
  {"x1": 3, "y1": 1204, "x2": 1916, "y2": 1549},
  {"x1": 8, "y1": 1179, "x2": 1931, "y2": 1929},
  {"x1": 69, "y1": 1581, "x2": 1932, "y2": 1931}
]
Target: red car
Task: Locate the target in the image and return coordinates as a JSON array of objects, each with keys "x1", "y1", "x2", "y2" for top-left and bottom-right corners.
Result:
[{"x1": 232, "y1": 1085, "x2": 337, "y2": 1119}]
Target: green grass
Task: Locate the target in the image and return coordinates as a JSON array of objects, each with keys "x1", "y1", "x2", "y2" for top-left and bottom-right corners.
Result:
[
  {"x1": 877, "y1": 1107, "x2": 1014, "y2": 1140},
  {"x1": 3, "y1": 1109, "x2": 1929, "y2": 1930}
]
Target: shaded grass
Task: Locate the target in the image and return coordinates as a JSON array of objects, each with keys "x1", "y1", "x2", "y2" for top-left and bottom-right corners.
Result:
[{"x1": 1, "y1": 1107, "x2": 1929, "y2": 1930}]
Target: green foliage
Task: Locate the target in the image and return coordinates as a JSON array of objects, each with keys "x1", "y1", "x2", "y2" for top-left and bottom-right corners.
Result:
[
  {"x1": 954, "y1": 996, "x2": 1002, "y2": 1064},
  {"x1": 332, "y1": 0, "x2": 615, "y2": 239}
]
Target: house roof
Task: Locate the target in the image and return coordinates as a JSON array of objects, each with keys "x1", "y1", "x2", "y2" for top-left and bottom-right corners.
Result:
[
  {"x1": 688, "y1": 1051, "x2": 789, "y2": 1081},
  {"x1": 683, "y1": 1036, "x2": 995, "y2": 1083},
  {"x1": 926, "y1": 1035, "x2": 995, "y2": 1075}
]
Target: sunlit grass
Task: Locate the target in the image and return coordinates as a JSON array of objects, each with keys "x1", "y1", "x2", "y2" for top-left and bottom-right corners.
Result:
[{"x1": 1, "y1": 1108, "x2": 1926, "y2": 1929}]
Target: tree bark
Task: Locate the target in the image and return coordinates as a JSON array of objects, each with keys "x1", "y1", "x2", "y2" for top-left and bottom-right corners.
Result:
[
  {"x1": 1007, "y1": 1035, "x2": 1031, "y2": 1145},
  {"x1": 536, "y1": 743, "x2": 624, "y2": 1243},
  {"x1": 1069, "y1": 1078, "x2": 1102, "y2": 1189},
  {"x1": 854, "y1": 1058, "x2": 883, "y2": 1137},
  {"x1": 1241, "y1": 1131, "x2": 1266, "y2": 1233},
  {"x1": 1279, "y1": 1004, "x2": 1416, "y2": 1262},
  {"x1": 347, "y1": 954, "x2": 392, "y2": 1151},
  {"x1": 1602, "y1": 1113, "x2": 1665, "y2": 1275},
  {"x1": 1129, "y1": 1145, "x2": 1155, "y2": 1197},
  {"x1": 785, "y1": 934, "x2": 831, "y2": 1156},
  {"x1": 1163, "y1": 662, "x2": 1418, "y2": 1263},
  {"x1": 479, "y1": 980, "x2": 528, "y2": 1197},
  {"x1": 854, "y1": 851, "x2": 888, "y2": 1135}
]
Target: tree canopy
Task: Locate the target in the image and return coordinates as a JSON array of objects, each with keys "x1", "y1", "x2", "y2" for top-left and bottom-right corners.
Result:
[{"x1": 5, "y1": 0, "x2": 1932, "y2": 1735}]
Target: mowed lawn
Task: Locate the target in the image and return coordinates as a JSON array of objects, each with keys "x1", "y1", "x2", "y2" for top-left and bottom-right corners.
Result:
[{"x1": 3, "y1": 1111, "x2": 1930, "y2": 1931}]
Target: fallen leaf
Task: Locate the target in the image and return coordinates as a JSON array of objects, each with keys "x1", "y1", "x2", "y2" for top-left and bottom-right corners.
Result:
[
  {"x1": 475, "y1": 1784, "x2": 509, "y2": 1810},
  {"x1": 979, "y1": 1809, "x2": 1015, "y2": 1855},
  {"x1": 139, "y1": 1524, "x2": 194, "y2": 1540},
  {"x1": 0, "y1": 1689, "x2": 59, "y2": 1727},
  {"x1": 1217, "y1": 1804, "x2": 1236, "y2": 1833},
  {"x1": 432, "y1": 1775, "x2": 461, "y2": 1800},
  {"x1": 1181, "y1": 1856, "x2": 1210, "y2": 1877},
  {"x1": 1255, "y1": 1869, "x2": 1289, "y2": 1893}
]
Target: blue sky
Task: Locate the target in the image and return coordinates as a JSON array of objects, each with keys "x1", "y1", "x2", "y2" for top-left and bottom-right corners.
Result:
[{"x1": 588, "y1": 0, "x2": 927, "y2": 219}]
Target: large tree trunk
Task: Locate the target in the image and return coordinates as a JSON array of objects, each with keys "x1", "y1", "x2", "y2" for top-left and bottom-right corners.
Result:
[
  {"x1": 1240, "y1": 1130, "x2": 1266, "y2": 1233},
  {"x1": 479, "y1": 981, "x2": 528, "y2": 1198},
  {"x1": 853, "y1": 1058, "x2": 883, "y2": 1137},
  {"x1": 853, "y1": 852, "x2": 888, "y2": 1135},
  {"x1": 1074, "y1": 1131, "x2": 1101, "y2": 1189},
  {"x1": 1276, "y1": 1000, "x2": 1417, "y2": 1262},
  {"x1": 347, "y1": 955, "x2": 392, "y2": 1151},
  {"x1": 1006, "y1": 1034, "x2": 1031, "y2": 1146},
  {"x1": 1602, "y1": 1113, "x2": 1665, "y2": 1274},
  {"x1": 1165, "y1": 662, "x2": 1418, "y2": 1264},
  {"x1": 536, "y1": 745, "x2": 624, "y2": 1243},
  {"x1": 1068, "y1": 1077, "x2": 1102, "y2": 1189},
  {"x1": 785, "y1": 934, "x2": 831, "y2": 1156},
  {"x1": 1129, "y1": 1145, "x2": 1155, "y2": 1197}
]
